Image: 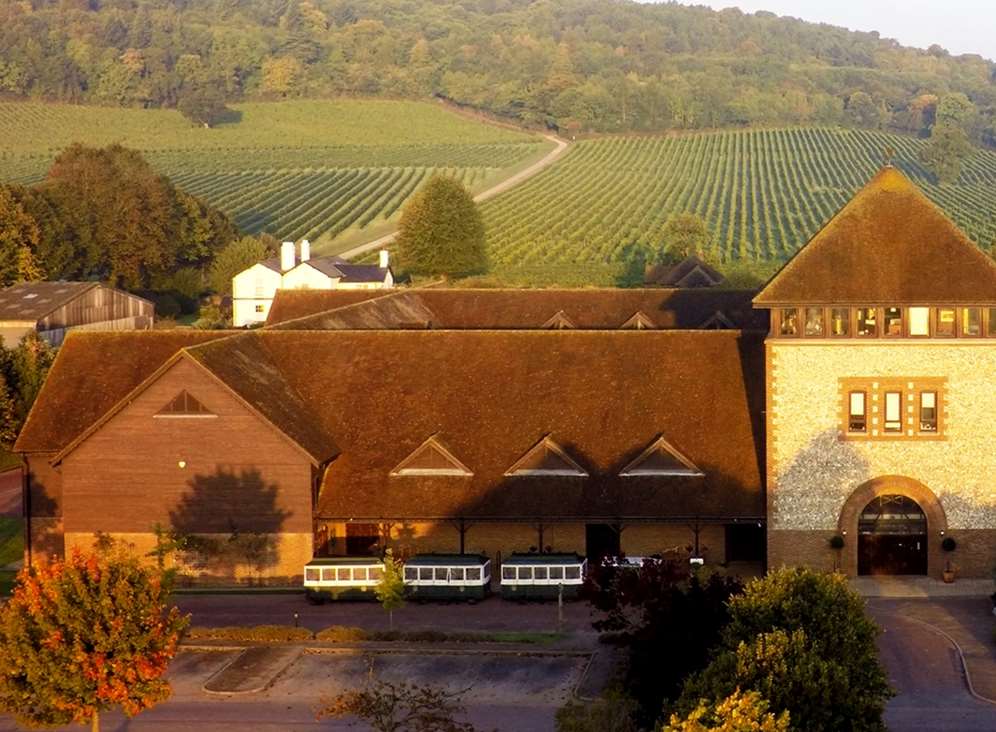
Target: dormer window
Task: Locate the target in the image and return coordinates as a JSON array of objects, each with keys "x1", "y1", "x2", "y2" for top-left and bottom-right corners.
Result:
[
  {"x1": 621, "y1": 311, "x2": 655, "y2": 330},
  {"x1": 506, "y1": 436, "x2": 587, "y2": 477},
  {"x1": 155, "y1": 391, "x2": 215, "y2": 418},
  {"x1": 543, "y1": 311, "x2": 575, "y2": 330},
  {"x1": 620, "y1": 436, "x2": 703, "y2": 477},
  {"x1": 391, "y1": 436, "x2": 472, "y2": 477}
]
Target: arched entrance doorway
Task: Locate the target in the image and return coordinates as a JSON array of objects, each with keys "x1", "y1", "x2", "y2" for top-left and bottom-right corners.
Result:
[{"x1": 857, "y1": 495, "x2": 927, "y2": 575}]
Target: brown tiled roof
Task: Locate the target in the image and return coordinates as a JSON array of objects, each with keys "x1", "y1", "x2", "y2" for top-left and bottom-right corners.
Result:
[
  {"x1": 265, "y1": 290, "x2": 392, "y2": 325},
  {"x1": 185, "y1": 333, "x2": 338, "y2": 464},
  {"x1": 755, "y1": 167, "x2": 996, "y2": 305},
  {"x1": 14, "y1": 331, "x2": 231, "y2": 454},
  {"x1": 268, "y1": 291, "x2": 435, "y2": 331},
  {"x1": 18, "y1": 325, "x2": 765, "y2": 521},
  {"x1": 267, "y1": 288, "x2": 768, "y2": 330},
  {"x1": 249, "y1": 330, "x2": 765, "y2": 521}
]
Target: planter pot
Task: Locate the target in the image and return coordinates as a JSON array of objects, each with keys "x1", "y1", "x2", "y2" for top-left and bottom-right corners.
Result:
[{"x1": 942, "y1": 570, "x2": 955, "y2": 583}]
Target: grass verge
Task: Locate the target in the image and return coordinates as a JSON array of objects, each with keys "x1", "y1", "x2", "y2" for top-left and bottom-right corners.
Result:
[
  {"x1": 184, "y1": 624, "x2": 565, "y2": 645},
  {"x1": 0, "y1": 569, "x2": 16, "y2": 596},
  {"x1": 0, "y1": 517, "x2": 23, "y2": 567}
]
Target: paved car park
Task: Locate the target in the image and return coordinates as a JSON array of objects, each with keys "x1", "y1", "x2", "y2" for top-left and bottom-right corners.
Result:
[{"x1": 2, "y1": 593, "x2": 995, "y2": 730}]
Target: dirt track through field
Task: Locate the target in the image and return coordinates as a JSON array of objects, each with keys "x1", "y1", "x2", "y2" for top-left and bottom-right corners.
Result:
[{"x1": 336, "y1": 134, "x2": 569, "y2": 261}]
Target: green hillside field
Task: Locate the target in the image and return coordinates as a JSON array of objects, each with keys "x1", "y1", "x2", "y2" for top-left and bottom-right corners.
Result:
[
  {"x1": 0, "y1": 99, "x2": 549, "y2": 252},
  {"x1": 481, "y1": 127, "x2": 996, "y2": 286}
]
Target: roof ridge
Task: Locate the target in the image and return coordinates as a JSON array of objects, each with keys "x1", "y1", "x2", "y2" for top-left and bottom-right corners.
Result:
[
  {"x1": 265, "y1": 288, "x2": 414, "y2": 330},
  {"x1": 754, "y1": 165, "x2": 996, "y2": 305}
]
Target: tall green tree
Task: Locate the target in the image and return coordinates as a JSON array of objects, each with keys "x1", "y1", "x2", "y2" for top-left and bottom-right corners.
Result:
[
  {"x1": 921, "y1": 93, "x2": 977, "y2": 185},
  {"x1": 0, "y1": 372, "x2": 17, "y2": 447},
  {"x1": 177, "y1": 84, "x2": 231, "y2": 128},
  {"x1": 921, "y1": 123, "x2": 974, "y2": 184},
  {"x1": 395, "y1": 175, "x2": 486, "y2": 279},
  {"x1": 0, "y1": 185, "x2": 43, "y2": 287},
  {"x1": 209, "y1": 235, "x2": 276, "y2": 295},
  {"x1": 0, "y1": 545, "x2": 189, "y2": 731},
  {"x1": 661, "y1": 213, "x2": 713, "y2": 262}
]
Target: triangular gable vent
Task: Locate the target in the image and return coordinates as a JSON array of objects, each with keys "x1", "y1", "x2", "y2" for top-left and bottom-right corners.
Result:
[
  {"x1": 506, "y1": 436, "x2": 588, "y2": 477},
  {"x1": 391, "y1": 435, "x2": 472, "y2": 476},
  {"x1": 621, "y1": 311, "x2": 656, "y2": 330},
  {"x1": 620, "y1": 436, "x2": 703, "y2": 477},
  {"x1": 542, "y1": 310, "x2": 576, "y2": 330},
  {"x1": 699, "y1": 311, "x2": 736, "y2": 330},
  {"x1": 678, "y1": 264, "x2": 723, "y2": 288},
  {"x1": 155, "y1": 390, "x2": 215, "y2": 418}
]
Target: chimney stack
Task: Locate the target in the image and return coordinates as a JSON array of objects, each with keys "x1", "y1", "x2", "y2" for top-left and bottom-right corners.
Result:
[
  {"x1": 280, "y1": 241, "x2": 295, "y2": 272},
  {"x1": 300, "y1": 239, "x2": 311, "y2": 263},
  {"x1": 379, "y1": 249, "x2": 390, "y2": 269}
]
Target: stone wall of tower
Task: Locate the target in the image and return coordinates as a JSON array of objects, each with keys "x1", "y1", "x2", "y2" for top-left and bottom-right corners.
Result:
[{"x1": 766, "y1": 340, "x2": 996, "y2": 578}]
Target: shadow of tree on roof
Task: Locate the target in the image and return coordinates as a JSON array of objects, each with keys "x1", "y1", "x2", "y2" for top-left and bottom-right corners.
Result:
[{"x1": 169, "y1": 468, "x2": 290, "y2": 582}]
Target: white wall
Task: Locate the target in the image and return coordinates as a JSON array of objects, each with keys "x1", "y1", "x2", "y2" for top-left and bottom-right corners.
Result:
[
  {"x1": 281, "y1": 263, "x2": 336, "y2": 291},
  {"x1": 232, "y1": 264, "x2": 282, "y2": 327}
]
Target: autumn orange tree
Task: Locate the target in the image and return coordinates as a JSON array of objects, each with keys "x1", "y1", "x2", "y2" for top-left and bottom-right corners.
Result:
[{"x1": 0, "y1": 544, "x2": 189, "y2": 731}]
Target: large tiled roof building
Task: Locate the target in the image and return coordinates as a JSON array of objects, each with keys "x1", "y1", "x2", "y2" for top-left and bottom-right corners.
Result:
[{"x1": 15, "y1": 168, "x2": 996, "y2": 581}]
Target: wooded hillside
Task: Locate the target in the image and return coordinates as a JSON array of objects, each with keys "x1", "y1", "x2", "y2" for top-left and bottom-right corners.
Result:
[{"x1": 2, "y1": 0, "x2": 994, "y2": 142}]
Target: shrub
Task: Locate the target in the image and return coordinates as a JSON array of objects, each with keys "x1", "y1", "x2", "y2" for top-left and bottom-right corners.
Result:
[
  {"x1": 317, "y1": 679, "x2": 478, "y2": 731},
  {"x1": 675, "y1": 568, "x2": 892, "y2": 731},
  {"x1": 556, "y1": 689, "x2": 641, "y2": 732},
  {"x1": 941, "y1": 537, "x2": 957, "y2": 552},
  {"x1": 184, "y1": 625, "x2": 313, "y2": 642},
  {"x1": 829, "y1": 535, "x2": 845, "y2": 550},
  {"x1": 582, "y1": 558, "x2": 742, "y2": 726},
  {"x1": 664, "y1": 688, "x2": 789, "y2": 732},
  {"x1": 315, "y1": 625, "x2": 369, "y2": 642}
]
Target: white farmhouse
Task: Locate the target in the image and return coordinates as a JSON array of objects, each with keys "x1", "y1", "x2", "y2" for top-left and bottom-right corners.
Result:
[{"x1": 232, "y1": 240, "x2": 394, "y2": 327}]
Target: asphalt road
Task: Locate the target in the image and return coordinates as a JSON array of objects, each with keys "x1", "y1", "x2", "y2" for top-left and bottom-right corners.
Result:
[{"x1": 871, "y1": 602, "x2": 996, "y2": 730}]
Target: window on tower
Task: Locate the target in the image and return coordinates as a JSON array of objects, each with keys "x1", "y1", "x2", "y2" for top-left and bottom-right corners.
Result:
[{"x1": 855, "y1": 308, "x2": 878, "y2": 337}]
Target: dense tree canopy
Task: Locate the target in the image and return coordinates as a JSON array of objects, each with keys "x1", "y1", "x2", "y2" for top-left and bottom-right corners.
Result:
[
  {"x1": 0, "y1": 1, "x2": 994, "y2": 142},
  {"x1": 676, "y1": 568, "x2": 892, "y2": 732},
  {"x1": 1, "y1": 145, "x2": 235, "y2": 289}
]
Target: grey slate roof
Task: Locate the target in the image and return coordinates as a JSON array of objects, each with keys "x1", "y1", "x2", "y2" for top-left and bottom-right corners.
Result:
[{"x1": 0, "y1": 282, "x2": 100, "y2": 322}]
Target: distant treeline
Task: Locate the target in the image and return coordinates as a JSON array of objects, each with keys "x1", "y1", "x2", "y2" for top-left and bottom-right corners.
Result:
[{"x1": 1, "y1": 0, "x2": 995, "y2": 143}]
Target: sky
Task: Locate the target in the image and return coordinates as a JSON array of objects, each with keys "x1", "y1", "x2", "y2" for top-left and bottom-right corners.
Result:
[{"x1": 670, "y1": 1, "x2": 996, "y2": 60}]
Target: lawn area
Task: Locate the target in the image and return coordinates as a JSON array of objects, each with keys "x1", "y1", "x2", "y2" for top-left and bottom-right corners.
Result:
[
  {"x1": 0, "y1": 570, "x2": 15, "y2": 596},
  {"x1": 0, "y1": 447, "x2": 21, "y2": 472},
  {"x1": 0, "y1": 517, "x2": 23, "y2": 568}
]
